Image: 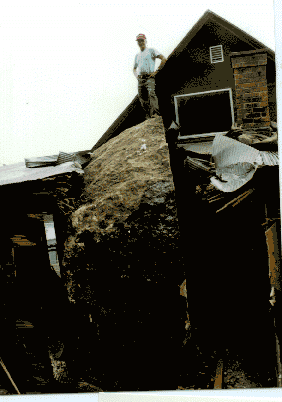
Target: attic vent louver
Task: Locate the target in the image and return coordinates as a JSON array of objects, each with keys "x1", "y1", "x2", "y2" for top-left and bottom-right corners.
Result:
[{"x1": 210, "y1": 45, "x2": 224, "y2": 63}]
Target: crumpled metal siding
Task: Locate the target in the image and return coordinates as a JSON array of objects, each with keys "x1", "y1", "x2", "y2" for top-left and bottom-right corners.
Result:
[
  {"x1": 25, "y1": 154, "x2": 59, "y2": 168},
  {"x1": 210, "y1": 134, "x2": 279, "y2": 193},
  {"x1": 259, "y1": 151, "x2": 279, "y2": 166},
  {"x1": 25, "y1": 151, "x2": 91, "y2": 168},
  {"x1": 212, "y1": 134, "x2": 262, "y2": 168}
]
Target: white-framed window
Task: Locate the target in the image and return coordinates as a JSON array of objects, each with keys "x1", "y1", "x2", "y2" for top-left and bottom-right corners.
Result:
[
  {"x1": 174, "y1": 88, "x2": 235, "y2": 140},
  {"x1": 210, "y1": 45, "x2": 224, "y2": 63}
]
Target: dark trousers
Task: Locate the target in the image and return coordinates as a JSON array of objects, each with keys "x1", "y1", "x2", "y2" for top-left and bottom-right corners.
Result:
[{"x1": 137, "y1": 76, "x2": 160, "y2": 118}]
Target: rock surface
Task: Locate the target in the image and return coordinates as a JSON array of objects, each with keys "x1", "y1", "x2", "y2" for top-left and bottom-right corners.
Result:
[
  {"x1": 62, "y1": 116, "x2": 187, "y2": 391},
  {"x1": 68, "y1": 116, "x2": 174, "y2": 243}
]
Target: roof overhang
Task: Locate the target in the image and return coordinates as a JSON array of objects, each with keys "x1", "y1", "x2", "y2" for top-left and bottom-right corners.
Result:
[{"x1": 0, "y1": 160, "x2": 84, "y2": 187}]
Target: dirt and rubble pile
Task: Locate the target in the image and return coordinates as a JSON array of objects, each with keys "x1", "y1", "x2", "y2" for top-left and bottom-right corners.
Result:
[{"x1": 61, "y1": 116, "x2": 188, "y2": 391}]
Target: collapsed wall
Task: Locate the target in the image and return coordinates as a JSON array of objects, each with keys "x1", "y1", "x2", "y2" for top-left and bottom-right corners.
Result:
[
  {"x1": 180, "y1": 124, "x2": 280, "y2": 389},
  {"x1": 61, "y1": 117, "x2": 188, "y2": 391}
]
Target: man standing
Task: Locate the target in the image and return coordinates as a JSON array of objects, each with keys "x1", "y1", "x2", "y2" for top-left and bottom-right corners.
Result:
[{"x1": 133, "y1": 34, "x2": 167, "y2": 120}]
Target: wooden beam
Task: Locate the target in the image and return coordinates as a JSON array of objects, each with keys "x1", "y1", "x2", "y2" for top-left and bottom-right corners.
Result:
[
  {"x1": 213, "y1": 359, "x2": 224, "y2": 389},
  {"x1": 265, "y1": 221, "x2": 281, "y2": 291},
  {"x1": 0, "y1": 358, "x2": 20, "y2": 395}
]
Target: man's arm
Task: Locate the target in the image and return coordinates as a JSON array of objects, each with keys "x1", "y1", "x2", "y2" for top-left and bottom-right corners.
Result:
[
  {"x1": 151, "y1": 54, "x2": 167, "y2": 77},
  {"x1": 133, "y1": 54, "x2": 138, "y2": 79}
]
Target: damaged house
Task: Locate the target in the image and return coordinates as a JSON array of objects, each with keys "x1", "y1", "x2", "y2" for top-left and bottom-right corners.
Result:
[
  {"x1": 0, "y1": 150, "x2": 92, "y2": 393},
  {"x1": 0, "y1": 151, "x2": 91, "y2": 280},
  {"x1": 1, "y1": 9, "x2": 280, "y2": 394},
  {"x1": 60, "y1": 10, "x2": 281, "y2": 392}
]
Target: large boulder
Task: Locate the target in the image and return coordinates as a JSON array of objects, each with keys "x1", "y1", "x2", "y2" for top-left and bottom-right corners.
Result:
[{"x1": 62, "y1": 117, "x2": 188, "y2": 391}]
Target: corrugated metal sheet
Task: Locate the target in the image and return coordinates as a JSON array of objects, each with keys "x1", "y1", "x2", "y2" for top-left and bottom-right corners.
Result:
[
  {"x1": 56, "y1": 151, "x2": 92, "y2": 166},
  {"x1": 25, "y1": 154, "x2": 58, "y2": 168},
  {"x1": 25, "y1": 151, "x2": 92, "y2": 168},
  {"x1": 260, "y1": 151, "x2": 279, "y2": 166},
  {"x1": 56, "y1": 151, "x2": 75, "y2": 165},
  {"x1": 210, "y1": 167, "x2": 257, "y2": 193},
  {"x1": 0, "y1": 161, "x2": 84, "y2": 187},
  {"x1": 212, "y1": 134, "x2": 262, "y2": 168},
  {"x1": 213, "y1": 135, "x2": 279, "y2": 167},
  {"x1": 210, "y1": 135, "x2": 279, "y2": 193}
]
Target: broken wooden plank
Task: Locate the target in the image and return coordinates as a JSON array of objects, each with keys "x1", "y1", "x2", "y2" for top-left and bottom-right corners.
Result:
[
  {"x1": 213, "y1": 359, "x2": 224, "y2": 389},
  {"x1": 0, "y1": 358, "x2": 21, "y2": 395}
]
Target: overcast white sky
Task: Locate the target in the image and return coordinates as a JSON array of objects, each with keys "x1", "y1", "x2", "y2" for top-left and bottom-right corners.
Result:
[{"x1": 0, "y1": 0, "x2": 279, "y2": 165}]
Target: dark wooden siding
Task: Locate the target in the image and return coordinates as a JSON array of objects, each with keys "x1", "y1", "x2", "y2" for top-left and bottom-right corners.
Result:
[{"x1": 157, "y1": 21, "x2": 276, "y2": 127}]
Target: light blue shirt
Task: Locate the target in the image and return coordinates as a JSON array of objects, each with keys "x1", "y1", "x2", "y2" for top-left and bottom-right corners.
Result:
[{"x1": 134, "y1": 47, "x2": 161, "y2": 75}]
